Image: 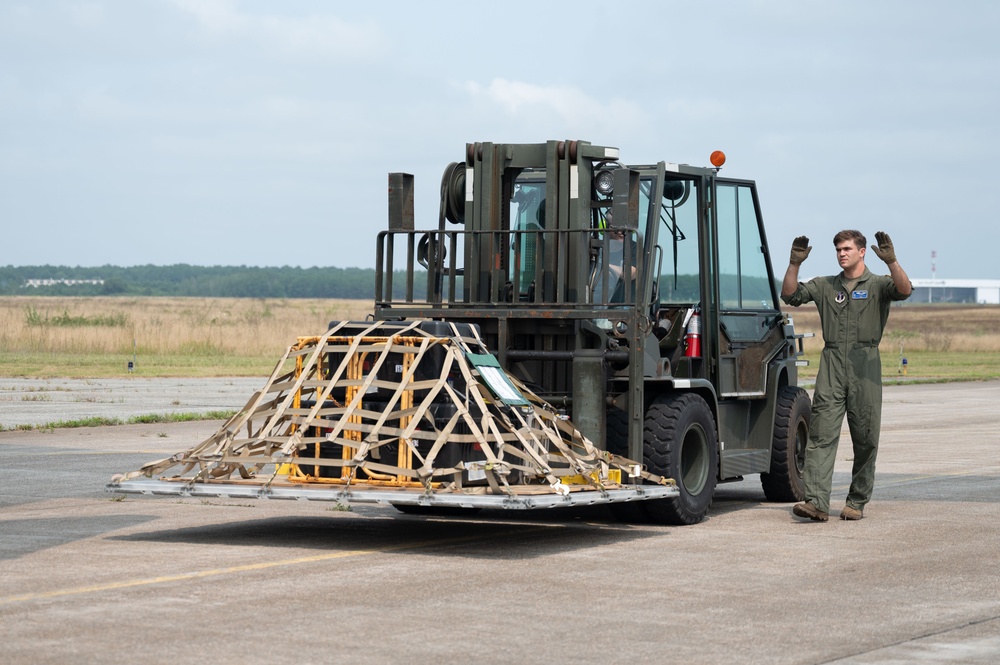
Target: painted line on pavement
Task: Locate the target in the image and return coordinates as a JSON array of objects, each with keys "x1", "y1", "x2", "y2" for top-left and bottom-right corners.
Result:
[{"x1": 0, "y1": 527, "x2": 552, "y2": 607}]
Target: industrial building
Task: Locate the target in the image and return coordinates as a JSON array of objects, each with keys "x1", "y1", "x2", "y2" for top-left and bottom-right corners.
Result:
[{"x1": 908, "y1": 279, "x2": 1000, "y2": 305}]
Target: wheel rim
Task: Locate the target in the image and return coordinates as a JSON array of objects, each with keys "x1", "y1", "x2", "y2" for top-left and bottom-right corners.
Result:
[
  {"x1": 794, "y1": 419, "x2": 808, "y2": 475},
  {"x1": 680, "y1": 424, "x2": 710, "y2": 495}
]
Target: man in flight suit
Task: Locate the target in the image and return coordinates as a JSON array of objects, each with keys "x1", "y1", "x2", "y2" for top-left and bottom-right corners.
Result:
[{"x1": 781, "y1": 230, "x2": 912, "y2": 521}]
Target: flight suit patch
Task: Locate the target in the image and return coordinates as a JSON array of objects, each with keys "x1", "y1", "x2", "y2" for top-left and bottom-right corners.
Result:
[
  {"x1": 835, "y1": 291, "x2": 846, "y2": 303},
  {"x1": 852, "y1": 290, "x2": 868, "y2": 299}
]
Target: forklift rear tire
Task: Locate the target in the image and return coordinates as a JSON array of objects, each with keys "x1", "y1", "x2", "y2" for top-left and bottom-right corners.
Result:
[
  {"x1": 760, "y1": 385, "x2": 810, "y2": 502},
  {"x1": 642, "y1": 393, "x2": 719, "y2": 525}
]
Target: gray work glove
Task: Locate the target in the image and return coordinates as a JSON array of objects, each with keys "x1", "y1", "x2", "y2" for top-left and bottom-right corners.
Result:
[
  {"x1": 789, "y1": 236, "x2": 811, "y2": 266},
  {"x1": 870, "y1": 231, "x2": 896, "y2": 264}
]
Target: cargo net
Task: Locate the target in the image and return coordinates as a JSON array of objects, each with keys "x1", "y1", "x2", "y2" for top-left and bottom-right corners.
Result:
[{"x1": 124, "y1": 320, "x2": 666, "y2": 498}]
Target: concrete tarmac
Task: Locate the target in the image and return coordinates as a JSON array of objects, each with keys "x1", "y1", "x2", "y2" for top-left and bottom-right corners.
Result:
[
  {"x1": 0, "y1": 377, "x2": 264, "y2": 429},
  {"x1": 1, "y1": 381, "x2": 998, "y2": 664}
]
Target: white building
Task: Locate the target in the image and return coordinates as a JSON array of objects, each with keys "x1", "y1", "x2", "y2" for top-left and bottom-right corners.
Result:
[
  {"x1": 23, "y1": 278, "x2": 105, "y2": 288},
  {"x1": 909, "y1": 279, "x2": 1000, "y2": 305}
]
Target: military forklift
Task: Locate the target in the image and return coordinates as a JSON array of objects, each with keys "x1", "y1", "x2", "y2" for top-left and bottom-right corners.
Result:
[
  {"x1": 375, "y1": 140, "x2": 810, "y2": 524},
  {"x1": 109, "y1": 139, "x2": 809, "y2": 526}
]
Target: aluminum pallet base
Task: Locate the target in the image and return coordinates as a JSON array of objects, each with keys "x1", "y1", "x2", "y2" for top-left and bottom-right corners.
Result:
[{"x1": 107, "y1": 478, "x2": 678, "y2": 510}]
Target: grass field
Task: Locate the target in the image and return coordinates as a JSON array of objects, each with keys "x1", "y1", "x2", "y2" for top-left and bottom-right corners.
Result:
[
  {"x1": 2, "y1": 296, "x2": 999, "y2": 382},
  {"x1": 788, "y1": 304, "x2": 1000, "y2": 383},
  {"x1": 1, "y1": 296, "x2": 371, "y2": 378}
]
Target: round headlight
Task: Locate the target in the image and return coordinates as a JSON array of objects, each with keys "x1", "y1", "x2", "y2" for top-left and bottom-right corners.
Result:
[{"x1": 595, "y1": 170, "x2": 615, "y2": 196}]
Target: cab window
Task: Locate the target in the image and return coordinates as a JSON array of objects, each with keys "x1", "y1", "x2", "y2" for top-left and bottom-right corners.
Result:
[{"x1": 716, "y1": 183, "x2": 775, "y2": 310}]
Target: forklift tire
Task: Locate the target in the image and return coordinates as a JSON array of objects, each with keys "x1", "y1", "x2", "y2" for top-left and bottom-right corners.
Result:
[
  {"x1": 760, "y1": 385, "x2": 810, "y2": 503},
  {"x1": 605, "y1": 407, "x2": 649, "y2": 524},
  {"x1": 642, "y1": 393, "x2": 719, "y2": 525}
]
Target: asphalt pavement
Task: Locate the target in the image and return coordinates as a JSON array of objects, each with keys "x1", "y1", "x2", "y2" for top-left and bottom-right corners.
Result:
[
  {"x1": 1, "y1": 380, "x2": 998, "y2": 664},
  {"x1": 0, "y1": 377, "x2": 264, "y2": 429}
]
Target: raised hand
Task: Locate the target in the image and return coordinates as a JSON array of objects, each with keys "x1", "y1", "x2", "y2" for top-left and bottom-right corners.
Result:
[
  {"x1": 871, "y1": 231, "x2": 896, "y2": 264},
  {"x1": 789, "y1": 236, "x2": 812, "y2": 266}
]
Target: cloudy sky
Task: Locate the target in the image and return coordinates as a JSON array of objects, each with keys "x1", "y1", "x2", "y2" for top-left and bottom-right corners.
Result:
[{"x1": 2, "y1": 0, "x2": 998, "y2": 280}]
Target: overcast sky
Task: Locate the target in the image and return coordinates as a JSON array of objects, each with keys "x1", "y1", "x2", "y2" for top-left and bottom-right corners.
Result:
[{"x1": 2, "y1": 0, "x2": 998, "y2": 280}]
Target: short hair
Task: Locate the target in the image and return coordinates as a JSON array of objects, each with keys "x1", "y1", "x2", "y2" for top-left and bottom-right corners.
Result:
[{"x1": 833, "y1": 229, "x2": 866, "y2": 249}]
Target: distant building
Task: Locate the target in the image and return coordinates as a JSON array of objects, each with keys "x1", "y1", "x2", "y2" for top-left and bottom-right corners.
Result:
[
  {"x1": 908, "y1": 279, "x2": 1000, "y2": 305},
  {"x1": 23, "y1": 278, "x2": 105, "y2": 288}
]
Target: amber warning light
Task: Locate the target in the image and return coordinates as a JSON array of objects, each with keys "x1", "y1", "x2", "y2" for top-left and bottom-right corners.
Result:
[{"x1": 710, "y1": 150, "x2": 726, "y2": 168}]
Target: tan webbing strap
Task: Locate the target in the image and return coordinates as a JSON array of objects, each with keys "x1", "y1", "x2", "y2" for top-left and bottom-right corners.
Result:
[{"x1": 127, "y1": 325, "x2": 659, "y2": 498}]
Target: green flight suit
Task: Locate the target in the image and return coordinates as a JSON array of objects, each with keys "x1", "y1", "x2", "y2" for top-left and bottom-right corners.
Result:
[{"x1": 782, "y1": 266, "x2": 910, "y2": 513}]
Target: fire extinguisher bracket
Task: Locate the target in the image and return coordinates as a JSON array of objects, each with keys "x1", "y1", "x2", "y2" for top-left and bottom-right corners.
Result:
[{"x1": 684, "y1": 307, "x2": 702, "y2": 358}]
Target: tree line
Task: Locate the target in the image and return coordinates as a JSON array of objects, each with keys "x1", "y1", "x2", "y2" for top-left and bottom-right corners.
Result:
[
  {"x1": 1, "y1": 264, "x2": 779, "y2": 305},
  {"x1": 0, "y1": 265, "x2": 399, "y2": 299}
]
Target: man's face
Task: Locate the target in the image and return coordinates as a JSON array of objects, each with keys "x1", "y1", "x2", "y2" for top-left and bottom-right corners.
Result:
[{"x1": 836, "y1": 240, "x2": 865, "y2": 271}]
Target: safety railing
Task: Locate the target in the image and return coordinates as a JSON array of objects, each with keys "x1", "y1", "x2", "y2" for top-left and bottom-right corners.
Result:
[{"x1": 375, "y1": 228, "x2": 638, "y2": 309}]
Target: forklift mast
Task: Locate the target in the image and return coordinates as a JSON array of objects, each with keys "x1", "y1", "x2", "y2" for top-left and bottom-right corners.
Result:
[{"x1": 379, "y1": 140, "x2": 672, "y2": 454}]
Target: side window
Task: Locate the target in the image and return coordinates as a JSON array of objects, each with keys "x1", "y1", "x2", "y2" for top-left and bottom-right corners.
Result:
[
  {"x1": 656, "y1": 177, "x2": 701, "y2": 304},
  {"x1": 717, "y1": 183, "x2": 775, "y2": 310}
]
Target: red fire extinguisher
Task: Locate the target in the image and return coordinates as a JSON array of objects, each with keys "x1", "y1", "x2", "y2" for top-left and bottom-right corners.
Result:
[{"x1": 684, "y1": 308, "x2": 702, "y2": 358}]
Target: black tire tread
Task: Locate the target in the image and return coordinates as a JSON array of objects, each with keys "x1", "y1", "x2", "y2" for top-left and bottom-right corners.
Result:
[
  {"x1": 760, "y1": 385, "x2": 810, "y2": 502},
  {"x1": 642, "y1": 393, "x2": 719, "y2": 525}
]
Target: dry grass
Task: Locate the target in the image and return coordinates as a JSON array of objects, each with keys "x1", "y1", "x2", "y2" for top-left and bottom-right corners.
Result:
[
  {"x1": 2, "y1": 297, "x2": 998, "y2": 381},
  {"x1": 786, "y1": 304, "x2": 1000, "y2": 354},
  {"x1": 786, "y1": 304, "x2": 1000, "y2": 382},
  {"x1": 0, "y1": 296, "x2": 373, "y2": 377}
]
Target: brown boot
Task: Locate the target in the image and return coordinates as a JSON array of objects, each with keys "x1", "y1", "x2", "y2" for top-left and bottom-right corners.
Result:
[
  {"x1": 840, "y1": 505, "x2": 864, "y2": 521},
  {"x1": 792, "y1": 502, "x2": 829, "y2": 522}
]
